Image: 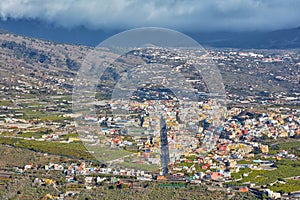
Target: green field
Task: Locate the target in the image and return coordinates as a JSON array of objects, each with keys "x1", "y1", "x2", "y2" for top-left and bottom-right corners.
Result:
[
  {"x1": 270, "y1": 179, "x2": 300, "y2": 193},
  {"x1": 0, "y1": 137, "x2": 93, "y2": 160},
  {"x1": 0, "y1": 136, "x2": 140, "y2": 168},
  {"x1": 86, "y1": 144, "x2": 132, "y2": 162},
  {"x1": 279, "y1": 141, "x2": 300, "y2": 156},
  {"x1": 16, "y1": 131, "x2": 45, "y2": 139},
  {"x1": 0, "y1": 100, "x2": 12, "y2": 107},
  {"x1": 229, "y1": 159, "x2": 300, "y2": 193},
  {"x1": 21, "y1": 108, "x2": 70, "y2": 122}
]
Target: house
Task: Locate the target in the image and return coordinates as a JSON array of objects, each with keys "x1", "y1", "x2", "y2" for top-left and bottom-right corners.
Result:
[
  {"x1": 44, "y1": 179, "x2": 56, "y2": 185},
  {"x1": 96, "y1": 176, "x2": 106, "y2": 183},
  {"x1": 239, "y1": 187, "x2": 248, "y2": 193},
  {"x1": 260, "y1": 144, "x2": 269, "y2": 154},
  {"x1": 265, "y1": 189, "x2": 281, "y2": 199},
  {"x1": 211, "y1": 172, "x2": 222, "y2": 180},
  {"x1": 223, "y1": 171, "x2": 231, "y2": 178},
  {"x1": 157, "y1": 175, "x2": 166, "y2": 180},
  {"x1": 85, "y1": 177, "x2": 93, "y2": 184},
  {"x1": 218, "y1": 144, "x2": 228, "y2": 152},
  {"x1": 24, "y1": 164, "x2": 32, "y2": 171},
  {"x1": 66, "y1": 175, "x2": 75, "y2": 182},
  {"x1": 202, "y1": 164, "x2": 210, "y2": 170}
]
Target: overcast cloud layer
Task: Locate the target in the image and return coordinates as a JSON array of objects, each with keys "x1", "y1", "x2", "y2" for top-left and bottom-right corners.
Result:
[{"x1": 0, "y1": 0, "x2": 299, "y2": 31}]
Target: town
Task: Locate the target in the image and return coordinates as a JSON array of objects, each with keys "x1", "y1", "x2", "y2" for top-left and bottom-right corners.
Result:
[{"x1": 0, "y1": 32, "x2": 299, "y2": 199}]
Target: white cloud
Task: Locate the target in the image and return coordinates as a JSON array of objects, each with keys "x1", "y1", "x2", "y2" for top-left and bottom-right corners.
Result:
[{"x1": 0, "y1": 0, "x2": 299, "y2": 31}]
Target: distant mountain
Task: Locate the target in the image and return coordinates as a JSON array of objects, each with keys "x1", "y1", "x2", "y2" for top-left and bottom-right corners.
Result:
[
  {"x1": 0, "y1": 18, "x2": 299, "y2": 49},
  {"x1": 189, "y1": 27, "x2": 300, "y2": 49},
  {"x1": 0, "y1": 18, "x2": 118, "y2": 46}
]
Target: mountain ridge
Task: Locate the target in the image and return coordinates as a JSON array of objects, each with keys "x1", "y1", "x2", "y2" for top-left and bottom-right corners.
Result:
[{"x1": 0, "y1": 19, "x2": 300, "y2": 49}]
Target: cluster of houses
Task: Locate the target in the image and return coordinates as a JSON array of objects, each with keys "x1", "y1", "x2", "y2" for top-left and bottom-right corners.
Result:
[{"x1": 64, "y1": 96, "x2": 299, "y2": 195}]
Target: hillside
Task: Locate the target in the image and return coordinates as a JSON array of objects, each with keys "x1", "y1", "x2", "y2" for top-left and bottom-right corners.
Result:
[
  {"x1": 0, "y1": 32, "x2": 299, "y2": 102},
  {"x1": 0, "y1": 33, "x2": 90, "y2": 99}
]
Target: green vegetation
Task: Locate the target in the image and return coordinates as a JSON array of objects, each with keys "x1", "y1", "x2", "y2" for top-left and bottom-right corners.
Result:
[
  {"x1": 60, "y1": 133, "x2": 78, "y2": 140},
  {"x1": 87, "y1": 145, "x2": 131, "y2": 162},
  {"x1": 1, "y1": 171, "x2": 68, "y2": 199},
  {"x1": 176, "y1": 162, "x2": 194, "y2": 168},
  {"x1": 3, "y1": 128, "x2": 53, "y2": 139},
  {"x1": 20, "y1": 108, "x2": 71, "y2": 122},
  {"x1": 237, "y1": 160, "x2": 253, "y2": 164},
  {"x1": 268, "y1": 150, "x2": 278, "y2": 155},
  {"x1": 0, "y1": 145, "x2": 56, "y2": 167},
  {"x1": 278, "y1": 141, "x2": 300, "y2": 156},
  {"x1": 77, "y1": 183, "x2": 229, "y2": 200},
  {"x1": 0, "y1": 136, "x2": 136, "y2": 164},
  {"x1": 0, "y1": 132, "x2": 12, "y2": 136},
  {"x1": 230, "y1": 168, "x2": 251, "y2": 180},
  {"x1": 0, "y1": 137, "x2": 94, "y2": 160},
  {"x1": 269, "y1": 179, "x2": 300, "y2": 193},
  {"x1": 158, "y1": 182, "x2": 186, "y2": 188},
  {"x1": 119, "y1": 160, "x2": 159, "y2": 172},
  {"x1": 0, "y1": 100, "x2": 12, "y2": 107},
  {"x1": 228, "y1": 140, "x2": 300, "y2": 193},
  {"x1": 16, "y1": 131, "x2": 45, "y2": 139},
  {"x1": 231, "y1": 159, "x2": 300, "y2": 189}
]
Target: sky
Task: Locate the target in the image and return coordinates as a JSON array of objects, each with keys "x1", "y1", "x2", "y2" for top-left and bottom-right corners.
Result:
[{"x1": 0, "y1": 0, "x2": 300, "y2": 32}]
